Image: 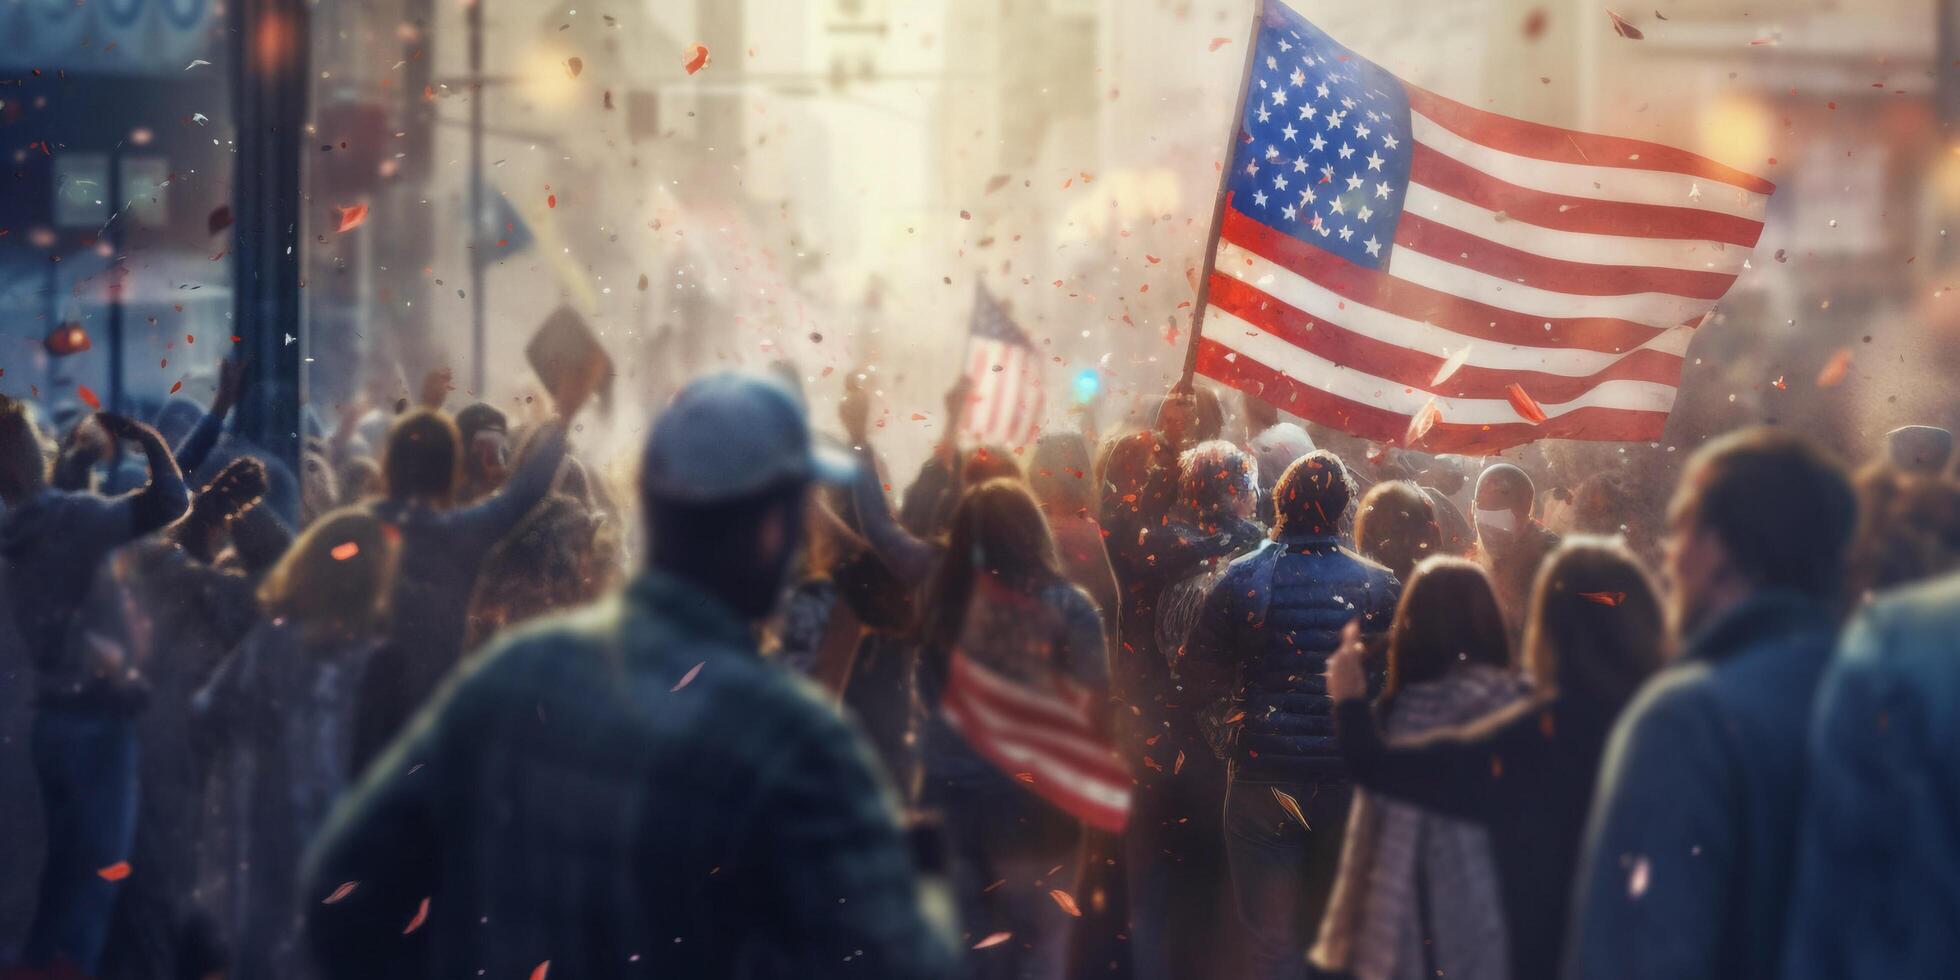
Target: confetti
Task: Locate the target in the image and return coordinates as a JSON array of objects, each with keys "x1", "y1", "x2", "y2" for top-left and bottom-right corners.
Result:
[
  {"x1": 1403, "y1": 397, "x2": 1441, "y2": 447},
  {"x1": 1816, "y1": 348, "x2": 1853, "y2": 388},
  {"x1": 335, "y1": 203, "x2": 369, "y2": 233},
  {"x1": 1505, "y1": 383, "x2": 1549, "y2": 425},
  {"x1": 530, "y1": 961, "x2": 551, "y2": 980},
  {"x1": 671, "y1": 661, "x2": 705, "y2": 692},
  {"x1": 1208, "y1": 37, "x2": 1232, "y2": 52},
  {"x1": 1627, "y1": 855, "x2": 1651, "y2": 898},
  {"x1": 403, "y1": 897, "x2": 430, "y2": 934},
  {"x1": 1579, "y1": 591, "x2": 1625, "y2": 606},
  {"x1": 97, "y1": 862, "x2": 132, "y2": 881},
  {"x1": 1606, "y1": 10, "x2": 1644, "y2": 39},
  {"x1": 1271, "y1": 786, "x2": 1310, "y2": 829},
  {"x1": 1048, "y1": 889, "x2": 1082, "y2": 917},
  {"x1": 683, "y1": 42, "x2": 710, "y2": 75},
  {"x1": 331, "y1": 542, "x2": 361, "y2": 561},
  {"x1": 78, "y1": 385, "x2": 102, "y2": 411},
  {"x1": 973, "y1": 932, "x2": 1013, "y2": 949},
  {"x1": 322, "y1": 881, "x2": 359, "y2": 904},
  {"x1": 1431, "y1": 345, "x2": 1473, "y2": 386}
]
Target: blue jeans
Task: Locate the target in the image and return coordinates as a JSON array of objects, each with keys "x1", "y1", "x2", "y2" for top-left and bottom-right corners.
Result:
[
  {"x1": 1222, "y1": 776, "x2": 1352, "y2": 980},
  {"x1": 22, "y1": 707, "x2": 140, "y2": 975}
]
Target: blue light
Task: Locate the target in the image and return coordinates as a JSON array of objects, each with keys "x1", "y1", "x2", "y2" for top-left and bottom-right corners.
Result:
[{"x1": 1072, "y1": 369, "x2": 1100, "y2": 404}]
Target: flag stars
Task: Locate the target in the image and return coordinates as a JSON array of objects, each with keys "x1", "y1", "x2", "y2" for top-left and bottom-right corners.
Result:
[
  {"x1": 1271, "y1": 88, "x2": 1288, "y2": 107},
  {"x1": 1320, "y1": 164, "x2": 1336, "y2": 182},
  {"x1": 1364, "y1": 236, "x2": 1383, "y2": 257},
  {"x1": 1290, "y1": 66, "x2": 1306, "y2": 87},
  {"x1": 1340, "y1": 96, "x2": 1357, "y2": 110},
  {"x1": 1252, "y1": 189, "x2": 1269, "y2": 208},
  {"x1": 1338, "y1": 226, "x2": 1354, "y2": 241},
  {"x1": 1300, "y1": 102, "x2": 1318, "y2": 121},
  {"x1": 1244, "y1": 161, "x2": 1260, "y2": 177},
  {"x1": 1257, "y1": 104, "x2": 1272, "y2": 124},
  {"x1": 1330, "y1": 198, "x2": 1346, "y2": 215},
  {"x1": 1374, "y1": 181, "x2": 1392, "y2": 199},
  {"x1": 1366, "y1": 151, "x2": 1385, "y2": 171},
  {"x1": 1345, "y1": 173, "x2": 1364, "y2": 190},
  {"x1": 1282, "y1": 123, "x2": 1298, "y2": 142},
  {"x1": 1308, "y1": 133, "x2": 1327, "y2": 152},
  {"x1": 1357, "y1": 204, "x2": 1374, "y2": 222},
  {"x1": 1353, "y1": 123, "x2": 1372, "y2": 140},
  {"x1": 1316, "y1": 82, "x2": 1330, "y2": 98},
  {"x1": 1337, "y1": 143, "x2": 1355, "y2": 160},
  {"x1": 1292, "y1": 156, "x2": 1309, "y2": 173},
  {"x1": 1266, "y1": 55, "x2": 1279, "y2": 70},
  {"x1": 1273, "y1": 173, "x2": 1289, "y2": 191},
  {"x1": 1265, "y1": 144, "x2": 1281, "y2": 160},
  {"x1": 1281, "y1": 204, "x2": 1298, "y2": 221},
  {"x1": 1381, "y1": 133, "x2": 1400, "y2": 150},
  {"x1": 1299, "y1": 187, "x2": 1316, "y2": 206}
]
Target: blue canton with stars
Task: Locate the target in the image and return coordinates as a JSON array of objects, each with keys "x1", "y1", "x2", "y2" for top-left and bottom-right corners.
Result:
[{"x1": 1224, "y1": 3, "x2": 1413, "y2": 271}]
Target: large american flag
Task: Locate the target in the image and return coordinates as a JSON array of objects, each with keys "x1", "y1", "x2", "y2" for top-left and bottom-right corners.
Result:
[
  {"x1": 959, "y1": 283, "x2": 1045, "y2": 449},
  {"x1": 1195, "y1": 1, "x2": 1773, "y2": 453}
]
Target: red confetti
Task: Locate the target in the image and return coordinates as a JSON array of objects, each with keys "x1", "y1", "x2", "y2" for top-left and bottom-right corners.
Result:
[
  {"x1": 322, "y1": 881, "x2": 359, "y2": 904},
  {"x1": 1403, "y1": 397, "x2": 1442, "y2": 447},
  {"x1": 403, "y1": 897, "x2": 430, "y2": 935},
  {"x1": 683, "y1": 42, "x2": 710, "y2": 75},
  {"x1": 170, "y1": 381, "x2": 183, "y2": 394},
  {"x1": 529, "y1": 962, "x2": 550, "y2": 980},
  {"x1": 1049, "y1": 890, "x2": 1082, "y2": 917},
  {"x1": 1504, "y1": 383, "x2": 1548, "y2": 425},
  {"x1": 335, "y1": 203, "x2": 369, "y2": 233},
  {"x1": 546, "y1": 194, "x2": 557, "y2": 209},
  {"x1": 1816, "y1": 348, "x2": 1853, "y2": 388},
  {"x1": 1208, "y1": 37, "x2": 1232, "y2": 51},
  {"x1": 331, "y1": 542, "x2": 361, "y2": 561},
  {"x1": 97, "y1": 862, "x2": 132, "y2": 882},
  {"x1": 1606, "y1": 10, "x2": 1644, "y2": 39},
  {"x1": 1580, "y1": 591, "x2": 1626, "y2": 606},
  {"x1": 77, "y1": 385, "x2": 102, "y2": 411}
]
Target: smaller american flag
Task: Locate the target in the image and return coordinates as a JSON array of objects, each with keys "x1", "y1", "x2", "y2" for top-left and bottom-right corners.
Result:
[
  {"x1": 940, "y1": 652, "x2": 1131, "y2": 832},
  {"x1": 958, "y1": 284, "x2": 1045, "y2": 449}
]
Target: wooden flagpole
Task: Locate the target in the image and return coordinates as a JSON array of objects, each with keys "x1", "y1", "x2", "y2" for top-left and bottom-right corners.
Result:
[{"x1": 1179, "y1": 0, "x2": 1268, "y2": 390}]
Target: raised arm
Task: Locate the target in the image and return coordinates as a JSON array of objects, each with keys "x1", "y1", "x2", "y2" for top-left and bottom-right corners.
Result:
[
  {"x1": 448, "y1": 419, "x2": 568, "y2": 542},
  {"x1": 95, "y1": 412, "x2": 191, "y2": 537}
]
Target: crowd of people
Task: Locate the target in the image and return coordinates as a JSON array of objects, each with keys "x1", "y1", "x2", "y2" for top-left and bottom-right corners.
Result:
[{"x1": 1, "y1": 355, "x2": 1957, "y2": 980}]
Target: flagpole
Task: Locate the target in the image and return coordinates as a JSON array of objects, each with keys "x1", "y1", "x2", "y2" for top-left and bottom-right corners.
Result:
[{"x1": 1180, "y1": 0, "x2": 1267, "y2": 390}]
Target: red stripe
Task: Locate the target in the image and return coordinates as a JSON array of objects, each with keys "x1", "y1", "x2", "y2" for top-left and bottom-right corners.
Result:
[
  {"x1": 1207, "y1": 274, "x2": 1688, "y2": 402},
  {"x1": 1406, "y1": 86, "x2": 1777, "y2": 195},
  {"x1": 1219, "y1": 206, "x2": 1676, "y2": 353},
  {"x1": 1193, "y1": 337, "x2": 1668, "y2": 454},
  {"x1": 945, "y1": 687, "x2": 1129, "y2": 780},
  {"x1": 948, "y1": 655, "x2": 1102, "y2": 739},
  {"x1": 1394, "y1": 213, "x2": 1738, "y2": 300},
  {"x1": 1409, "y1": 144, "x2": 1766, "y2": 247},
  {"x1": 942, "y1": 698, "x2": 1131, "y2": 831}
]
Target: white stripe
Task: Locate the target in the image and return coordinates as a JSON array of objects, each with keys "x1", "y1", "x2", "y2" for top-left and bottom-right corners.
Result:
[
  {"x1": 943, "y1": 700, "x2": 1131, "y2": 811},
  {"x1": 1402, "y1": 184, "x2": 1751, "y2": 276},
  {"x1": 1218, "y1": 241, "x2": 1694, "y2": 373},
  {"x1": 1412, "y1": 112, "x2": 1769, "y2": 221},
  {"x1": 952, "y1": 655, "x2": 1094, "y2": 733},
  {"x1": 1384, "y1": 246, "x2": 1716, "y2": 330},
  {"x1": 1206, "y1": 308, "x2": 1680, "y2": 423}
]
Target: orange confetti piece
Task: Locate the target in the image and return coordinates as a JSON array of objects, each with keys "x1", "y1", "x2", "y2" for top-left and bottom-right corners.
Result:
[
  {"x1": 529, "y1": 961, "x2": 550, "y2": 980},
  {"x1": 1271, "y1": 786, "x2": 1310, "y2": 829},
  {"x1": 1504, "y1": 382, "x2": 1548, "y2": 425},
  {"x1": 1816, "y1": 347, "x2": 1853, "y2": 387},
  {"x1": 671, "y1": 661, "x2": 705, "y2": 692},
  {"x1": 78, "y1": 385, "x2": 101, "y2": 411},
  {"x1": 1208, "y1": 37, "x2": 1232, "y2": 51},
  {"x1": 1049, "y1": 889, "x2": 1082, "y2": 917},
  {"x1": 322, "y1": 881, "x2": 359, "y2": 904},
  {"x1": 335, "y1": 203, "x2": 369, "y2": 233},
  {"x1": 97, "y1": 862, "x2": 132, "y2": 881},
  {"x1": 546, "y1": 194, "x2": 557, "y2": 209},
  {"x1": 1606, "y1": 10, "x2": 1645, "y2": 40},
  {"x1": 972, "y1": 932, "x2": 1013, "y2": 949},
  {"x1": 683, "y1": 42, "x2": 710, "y2": 75},
  {"x1": 331, "y1": 541, "x2": 361, "y2": 561},
  {"x1": 403, "y1": 897, "x2": 430, "y2": 934},
  {"x1": 170, "y1": 381, "x2": 183, "y2": 394},
  {"x1": 1580, "y1": 591, "x2": 1625, "y2": 606},
  {"x1": 1403, "y1": 397, "x2": 1441, "y2": 447}
]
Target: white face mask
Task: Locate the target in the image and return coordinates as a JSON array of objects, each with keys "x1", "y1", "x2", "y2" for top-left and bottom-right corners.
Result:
[{"x1": 1474, "y1": 507, "x2": 1518, "y2": 536}]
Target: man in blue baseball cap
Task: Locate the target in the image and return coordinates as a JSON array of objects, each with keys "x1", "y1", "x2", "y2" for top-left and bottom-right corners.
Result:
[{"x1": 302, "y1": 371, "x2": 952, "y2": 980}]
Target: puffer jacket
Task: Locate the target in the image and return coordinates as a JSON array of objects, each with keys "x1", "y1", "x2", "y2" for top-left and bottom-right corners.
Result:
[{"x1": 1184, "y1": 530, "x2": 1399, "y2": 783}]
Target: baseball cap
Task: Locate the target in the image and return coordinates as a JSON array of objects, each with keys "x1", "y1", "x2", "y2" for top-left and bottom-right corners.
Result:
[{"x1": 641, "y1": 372, "x2": 856, "y2": 504}]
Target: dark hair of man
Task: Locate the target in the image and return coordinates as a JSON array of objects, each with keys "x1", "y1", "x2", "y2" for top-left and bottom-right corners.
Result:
[
  {"x1": 454, "y1": 402, "x2": 509, "y2": 444},
  {"x1": 384, "y1": 408, "x2": 461, "y2": 506},
  {"x1": 1355, "y1": 479, "x2": 1442, "y2": 582},
  {"x1": 1521, "y1": 535, "x2": 1665, "y2": 710},
  {"x1": 1675, "y1": 427, "x2": 1856, "y2": 600},
  {"x1": 1271, "y1": 449, "x2": 1353, "y2": 537},
  {"x1": 1384, "y1": 555, "x2": 1510, "y2": 701},
  {"x1": 645, "y1": 477, "x2": 808, "y2": 610}
]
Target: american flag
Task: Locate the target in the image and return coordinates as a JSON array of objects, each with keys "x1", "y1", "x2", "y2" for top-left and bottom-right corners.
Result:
[
  {"x1": 1195, "y1": 1, "x2": 1773, "y2": 453},
  {"x1": 958, "y1": 284, "x2": 1045, "y2": 449},
  {"x1": 939, "y1": 581, "x2": 1131, "y2": 832}
]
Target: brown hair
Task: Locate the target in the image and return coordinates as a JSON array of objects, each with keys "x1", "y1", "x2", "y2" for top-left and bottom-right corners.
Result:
[
  {"x1": 1671, "y1": 427, "x2": 1855, "y2": 601},
  {"x1": 1384, "y1": 556, "x2": 1511, "y2": 700},
  {"x1": 1520, "y1": 536, "x2": 1665, "y2": 709},
  {"x1": 0, "y1": 396, "x2": 49, "y2": 506},
  {"x1": 383, "y1": 408, "x2": 461, "y2": 506},
  {"x1": 258, "y1": 506, "x2": 399, "y2": 639},
  {"x1": 919, "y1": 479, "x2": 1061, "y2": 655},
  {"x1": 1355, "y1": 480, "x2": 1442, "y2": 582},
  {"x1": 1272, "y1": 449, "x2": 1353, "y2": 537}
]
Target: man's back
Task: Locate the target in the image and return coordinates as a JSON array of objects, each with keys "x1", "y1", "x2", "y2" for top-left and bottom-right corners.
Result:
[
  {"x1": 1569, "y1": 591, "x2": 1837, "y2": 980},
  {"x1": 1785, "y1": 573, "x2": 1960, "y2": 980},
  {"x1": 304, "y1": 571, "x2": 952, "y2": 980}
]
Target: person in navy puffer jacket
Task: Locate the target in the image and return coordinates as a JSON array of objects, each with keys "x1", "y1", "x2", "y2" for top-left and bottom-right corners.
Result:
[{"x1": 1184, "y1": 450, "x2": 1400, "y2": 980}]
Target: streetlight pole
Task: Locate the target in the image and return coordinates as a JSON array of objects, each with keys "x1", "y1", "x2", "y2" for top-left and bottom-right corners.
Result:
[{"x1": 468, "y1": 0, "x2": 487, "y2": 396}]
